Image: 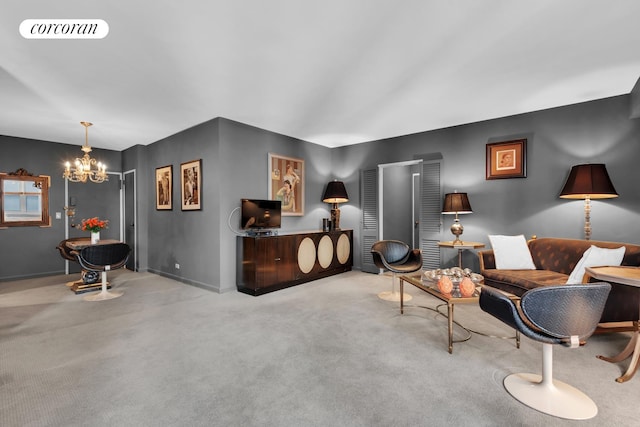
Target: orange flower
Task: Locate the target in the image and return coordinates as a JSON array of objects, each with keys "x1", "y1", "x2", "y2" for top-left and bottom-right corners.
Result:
[{"x1": 81, "y1": 217, "x2": 108, "y2": 232}]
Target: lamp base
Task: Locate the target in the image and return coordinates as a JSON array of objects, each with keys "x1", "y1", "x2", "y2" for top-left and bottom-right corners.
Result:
[
  {"x1": 450, "y1": 219, "x2": 464, "y2": 244},
  {"x1": 330, "y1": 206, "x2": 341, "y2": 230}
]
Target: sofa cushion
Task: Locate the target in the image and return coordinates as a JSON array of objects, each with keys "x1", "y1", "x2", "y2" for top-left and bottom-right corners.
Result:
[
  {"x1": 482, "y1": 269, "x2": 569, "y2": 296},
  {"x1": 488, "y1": 234, "x2": 536, "y2": 270},
  {"x1": 566, "y1": 245, "x2": 625, "y2": 284}
]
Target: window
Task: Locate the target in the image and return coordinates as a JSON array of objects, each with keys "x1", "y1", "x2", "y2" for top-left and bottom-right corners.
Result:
[{"x1": 0, "y1": 170, "x2": 50, "y2": 227}]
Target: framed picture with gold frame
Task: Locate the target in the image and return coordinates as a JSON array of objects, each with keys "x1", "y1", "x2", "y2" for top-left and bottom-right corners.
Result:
[
  {"x1": 486, "y1": 139, "x2": 527, "y2": 179},
  {"x1": 268, "y1": 153, "x2": 304, "y2": 216},
  {"x1": 180, "y1": 159, "x2": 201, "y2": 210},
  {"x1": 155, "y1": 165, "x2": 172, "y2": 210}
]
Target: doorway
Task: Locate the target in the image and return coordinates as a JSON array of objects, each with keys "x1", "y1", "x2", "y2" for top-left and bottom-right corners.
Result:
[
  {"x1": 360, "y1": 156, "x2": 443, "y2": 273},
  {"x1": 64, "y1": 172, "x2": 123, "y2": 274},
  {"x1": 379, "y1": 160, "x2": 422, "y2": 245}
]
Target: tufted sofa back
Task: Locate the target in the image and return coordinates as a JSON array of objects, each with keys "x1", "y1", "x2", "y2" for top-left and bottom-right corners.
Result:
[
  {"x1": 479, "y1": 237, "x2": 640, "y2": 273},
  {"x1": 528, "y1": 238, "x2": 640, "y2": 275}
]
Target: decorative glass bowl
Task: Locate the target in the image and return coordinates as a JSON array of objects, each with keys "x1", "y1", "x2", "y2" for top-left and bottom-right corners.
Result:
[{"x1": 423, "y1": 267, "x2": 483, "y2": 297}]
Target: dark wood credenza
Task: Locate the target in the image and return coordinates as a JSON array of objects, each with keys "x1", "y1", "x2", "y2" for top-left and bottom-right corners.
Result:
[{"x1": 236, "y1": 229, "x2": 353, "y2": 296}]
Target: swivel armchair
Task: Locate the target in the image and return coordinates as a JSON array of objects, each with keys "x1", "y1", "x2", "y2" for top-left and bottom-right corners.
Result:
[
  {"x1": 479, "y1": 283, "x2": 611, "y2": 420},
  {"x1": 56, "y1": 237, "x2": 86, "y2": 262},
  {"x1": 75, "y1": 243, "x2": 131, "y2": 301},
  {"x1": 371, "y1": 240, "x2": 422, "y2": 302},
  {"x1": 57, "y1": 237, "x2": 99, "y2": 286}
]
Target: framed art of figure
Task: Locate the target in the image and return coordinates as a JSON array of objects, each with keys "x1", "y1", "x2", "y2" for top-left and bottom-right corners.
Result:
[
  {"x1": 486, "y1": 139, "x2": 527, "y2": 179},
  {"x1": 268, "y1": 153, "x2": 304, "y2": 216},
  {"x1": 155, "y1": 165, "x2": 172, "y2": 210},
  {"x1": 180, "y1": 159, "x2": 201, "y2": 210}
]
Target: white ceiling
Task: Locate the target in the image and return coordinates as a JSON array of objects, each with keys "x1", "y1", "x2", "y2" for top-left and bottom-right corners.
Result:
[{"x1": 2, "y1": 1, "x2": 640, "y2": 152}]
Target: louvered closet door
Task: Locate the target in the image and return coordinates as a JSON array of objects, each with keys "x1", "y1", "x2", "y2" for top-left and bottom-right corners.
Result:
[
  {"x1": 360, "y1": 168, "x2": 379, "y2": 273},
  {"x1": 420, "y1": 160, "x2": 442, "y2": 270}
]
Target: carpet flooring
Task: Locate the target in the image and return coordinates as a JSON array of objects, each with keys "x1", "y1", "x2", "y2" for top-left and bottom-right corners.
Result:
[{"x1": 1, "y1": 270, "x2": 638, "y2": 426}]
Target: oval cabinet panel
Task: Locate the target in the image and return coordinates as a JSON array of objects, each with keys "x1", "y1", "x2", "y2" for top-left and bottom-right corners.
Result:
[
  {"x1": 317, "y1": 235, "x2": 334, "y2": 269},
  {"x1": 297, "y1": 237, "x2": 316, "y2": 274},
  {"x1": 337, "y1": 233, "x2": 351, "y2": 265}
]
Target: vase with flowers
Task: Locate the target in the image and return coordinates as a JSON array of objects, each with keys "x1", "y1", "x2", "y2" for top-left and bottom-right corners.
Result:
[{"x1": 81, "y1": 217, "x2": 109, "y2": 244}]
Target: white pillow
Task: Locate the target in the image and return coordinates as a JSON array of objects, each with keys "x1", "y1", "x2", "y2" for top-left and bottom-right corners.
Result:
[
  {"x1": 489, "y1": 235, "x2": 536, "y2": 270},
  {"x1": 567, "y1": 245, "x2": 626, "y2": 284}
]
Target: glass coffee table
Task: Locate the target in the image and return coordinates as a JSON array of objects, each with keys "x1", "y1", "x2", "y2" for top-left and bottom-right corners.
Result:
[{"x1": 399, "y1": 272, "x2": 519, "y2": 354}]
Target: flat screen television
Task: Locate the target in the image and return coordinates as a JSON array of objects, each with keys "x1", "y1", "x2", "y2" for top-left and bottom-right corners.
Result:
[{"x1": 241, "y1": 199, "x2": 281, "y2": 231}]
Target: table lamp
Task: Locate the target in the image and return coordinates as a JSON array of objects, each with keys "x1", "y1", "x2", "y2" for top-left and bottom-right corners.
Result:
[
  {"x1": 559, "y1": 163, "x2": 618, "y2": 240},
  {"x1": 322, "y1": 180, "x2": 349, "y2": 230},
  {"x1": 442, "y1": 192, "x2": 472, "y2": 244}
]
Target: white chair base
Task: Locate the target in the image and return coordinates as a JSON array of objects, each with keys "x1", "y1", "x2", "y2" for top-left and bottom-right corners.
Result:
[
  {"x1": 503, "y1": 343, "x2": 598, "y2": 420},
  {"x1": 84, "y1": 271, "x2": 123, "y2": 301},
  {"x1": 504, "y1": 373, "x2": 597, "y2": 420},
  {"x1": 378, "y1": 272, "x2": 412, "y2": 302}
]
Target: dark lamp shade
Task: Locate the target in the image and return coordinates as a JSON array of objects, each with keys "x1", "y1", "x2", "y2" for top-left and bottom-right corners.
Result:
[
  {"x1": 559, "y1": 164, "x2": 618, "y2": 199},
  {"x1": 442, "y1": 192, "x2": 472, "y2": 214},
  {"x1": 322, "y1": 181, "x2": 349, "y2": 204}
]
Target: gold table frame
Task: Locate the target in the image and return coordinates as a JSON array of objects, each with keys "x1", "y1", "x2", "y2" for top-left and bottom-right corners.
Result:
[{"x1": 399, "y1": 272, "x2": 520, "y2": 353}]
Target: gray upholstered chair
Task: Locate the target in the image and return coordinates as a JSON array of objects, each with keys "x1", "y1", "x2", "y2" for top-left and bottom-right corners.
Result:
[
  {"x1": 371, "y1": 240, "x2": 422, "y2": 301},
  {"x1": 75, "y1": 243, "x2": 131, "y2": 301},
  {"x1": 479, "y1": 283, "x2": 611, "y2": 420}
]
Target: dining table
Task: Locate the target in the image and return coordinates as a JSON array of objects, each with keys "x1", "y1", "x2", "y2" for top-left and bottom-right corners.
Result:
[{"x1": 63, "y1": 238, "x2": 121, "y2": 293}]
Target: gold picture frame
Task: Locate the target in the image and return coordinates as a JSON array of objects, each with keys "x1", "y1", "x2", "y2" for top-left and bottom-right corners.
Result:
[
  {"x1": 180, "y1": 159, "x2": 201, "y2": 211},
  {"x1": 486, "y1": 139, "x2": 527, "y2": 179},
  {"x1": 268, "y1": 153, "x2": 304, "y2": 216},
  {"x1": 155, "y1": 165, "x2": 172, "y2": 210}
]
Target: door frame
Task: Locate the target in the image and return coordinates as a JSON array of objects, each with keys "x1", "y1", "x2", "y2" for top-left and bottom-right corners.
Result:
[
  {"x1": 64, "y1": 171, "x2": 123, "y2": 274},
  {"x1": 123, "y1": 169, "x2": 137, "y2": 271}
]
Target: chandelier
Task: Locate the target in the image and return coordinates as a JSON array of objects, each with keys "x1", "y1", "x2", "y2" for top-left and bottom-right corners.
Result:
[{"x1": 62, "y1": 121, "x2": 108, "y2": 183}]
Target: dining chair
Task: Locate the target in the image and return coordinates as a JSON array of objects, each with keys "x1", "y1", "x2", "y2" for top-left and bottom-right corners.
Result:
[{"x1": 75, "y1": 242, "x2": 131, "y2": 301}]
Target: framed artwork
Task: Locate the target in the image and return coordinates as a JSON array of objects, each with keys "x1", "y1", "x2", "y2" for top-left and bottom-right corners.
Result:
[
  {"x1": 155, "y1": 165, "x2": 172, "y2": 210},
  {"x1": 268, "y1": 153, "x2": 304, "y2": 216},
  {"x1": 486, "y1": 139, "x2": 527, "y2": 179},
  {"x1": 180, "y1": 159, "x2": 201, "y2": 210}
]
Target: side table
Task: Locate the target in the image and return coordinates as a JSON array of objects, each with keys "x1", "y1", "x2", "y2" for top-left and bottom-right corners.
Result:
[
  {"x1": 438, "y1": 241, "x2": 485, "y2": 269},
  {"x1": 585, "y1": 266, "x2": 640, "y2": 383}
]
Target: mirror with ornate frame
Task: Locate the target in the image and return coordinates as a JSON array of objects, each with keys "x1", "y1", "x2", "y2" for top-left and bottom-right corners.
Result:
[{"x1": 0, "y1": 168, "x2": 51, "y2": 227}]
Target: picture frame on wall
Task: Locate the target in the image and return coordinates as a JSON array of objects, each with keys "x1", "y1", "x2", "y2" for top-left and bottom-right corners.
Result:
[
  {"x1": 180, "y1": 159, "x2": 202, "y2": 210},
  {"x1": 268, "y1": 153, "x2": 304, "y2": 216},
  {"x1": 155, "y1": 165, "x2": 172, "y2": 210},
  {"x1": 486, "y1": 139, "x2": 527, "y2": 179}
]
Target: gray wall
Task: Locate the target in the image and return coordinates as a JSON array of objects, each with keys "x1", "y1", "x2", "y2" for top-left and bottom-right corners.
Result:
[
  {"x1": 122, "y1": 118, "x2": 334, "y2": 292},
  {"x1": 128, "y1": 119, "x2": 222, "y2": 290},
  {"x1": 2, "y1": 93, "x2": 639, "y2": 286},
  {"x1": 335, "y1": 94, "x2": 640, "y2": 270},
  {"x1": 0, "y1": 135, "x2": 121, "y2": 280},
  {"x1": 216, "y1": 119, "x2": 334, "y2": 292}
]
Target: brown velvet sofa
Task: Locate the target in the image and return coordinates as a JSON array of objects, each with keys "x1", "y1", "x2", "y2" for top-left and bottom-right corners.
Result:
[{"x1": 478, "y1": 237, "x2": 640, "y2": 327}]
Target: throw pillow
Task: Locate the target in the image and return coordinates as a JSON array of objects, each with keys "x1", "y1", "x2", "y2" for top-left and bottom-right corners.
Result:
[
  {"x1": 488, "y1": 234, "x2": 536, "y2": 270},
  {"x1": 566, "y1": 245, "x2": 626, "y2": 284}
]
